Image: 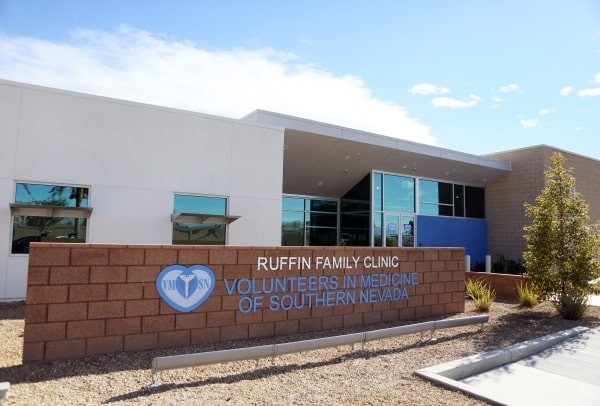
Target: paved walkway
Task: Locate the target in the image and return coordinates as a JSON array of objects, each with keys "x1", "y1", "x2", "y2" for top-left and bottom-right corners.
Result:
[
  {"x1": 417, "y1": 299, "x2": 600, "y2": 406},
  {"x1": 462, "y1": 327, "x2": 600, "y2": 405}
]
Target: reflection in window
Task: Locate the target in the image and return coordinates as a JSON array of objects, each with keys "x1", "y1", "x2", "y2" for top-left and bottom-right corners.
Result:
[
  {"x1": 172, "y1": 194, "x2": 227, "y2": 245},
  {"x1": 383, "y1": 174, "x2": 415, "y2": 213},
  {"x1": 282, "y1": 196, "x2": 338, "y2": 246},
  {"x1": 11, "y1": 183, "x2": 89, "y2": 254}
]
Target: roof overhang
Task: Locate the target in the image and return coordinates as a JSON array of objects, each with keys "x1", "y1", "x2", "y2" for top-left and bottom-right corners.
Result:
[{"x1": 243, "y1": 110, "x2": 512, "y2": 198}]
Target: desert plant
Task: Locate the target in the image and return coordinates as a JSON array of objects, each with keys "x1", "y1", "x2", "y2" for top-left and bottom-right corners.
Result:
[
  {"x1": 466, "y1": 279, "x2": 496, "y2": 312},
  {"x1": 516, "y1": 282, "x2": 538, "y2": 307},
  {"x1": 523, "y1": 152, "x2": 600, "y2": 319},
  {"x1": 556, "y1": 294, "x2": 588, "y2": 320}
]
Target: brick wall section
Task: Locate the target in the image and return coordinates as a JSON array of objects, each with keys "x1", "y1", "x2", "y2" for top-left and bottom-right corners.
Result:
[
  {"x1": 24, "y1": 243, "x2": 465, "y2": 362},
  {"x1": 487, "y1": 146, "x2": 600, "y2": 263},
  {"x1": 465, "y1": 271, "x2": 523, "y2": 299}
]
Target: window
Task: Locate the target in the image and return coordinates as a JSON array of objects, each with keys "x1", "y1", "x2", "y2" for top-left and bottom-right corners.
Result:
[
  {"x1": 172, "y1": 194, "x2": 233, "y2": 245},
  {"x1": 282, "y1": 196, "x2": 338, "y2": 246},
  {"x1": 419, "y1": 180, "x2": 453, "y2": 216},
  {"x1": 383, "y1": 174, "x2": 415, "y2": 213},
  {"x1": 11, "y1": 183, "x2": 91, "y2": 254},
  {"x1": 418, "y1": 180, "x2": 484, "y2": 219}
]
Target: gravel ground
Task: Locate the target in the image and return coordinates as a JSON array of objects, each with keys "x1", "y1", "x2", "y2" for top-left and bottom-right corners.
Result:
[{"x1": 1, "y1": 300, "x2": 600, "y2": 405}]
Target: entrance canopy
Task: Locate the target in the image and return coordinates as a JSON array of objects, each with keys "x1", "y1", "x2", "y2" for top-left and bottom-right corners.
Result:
[{"x1": 243, "y1": 110, "x2": 511, "y2": 198}]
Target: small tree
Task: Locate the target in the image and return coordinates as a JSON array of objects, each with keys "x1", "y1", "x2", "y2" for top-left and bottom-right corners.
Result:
[{"x1": 523, "y1": 152, "x2": 600, "y2": 319}]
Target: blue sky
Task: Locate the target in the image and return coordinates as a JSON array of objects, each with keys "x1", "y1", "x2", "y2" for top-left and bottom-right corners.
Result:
[{"x1": 1, "y1": 0, "x2": 599, "y2": 159}]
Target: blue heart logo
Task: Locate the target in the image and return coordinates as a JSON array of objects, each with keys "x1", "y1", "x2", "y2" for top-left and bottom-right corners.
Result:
[{"x1": 156, "y1": 264, "x2": 216, "y2": 312}]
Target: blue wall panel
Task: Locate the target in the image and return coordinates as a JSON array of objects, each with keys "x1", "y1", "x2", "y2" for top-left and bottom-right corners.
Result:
[{"x1": 416, "y1": 215, "x2": 487, "y2": 265}]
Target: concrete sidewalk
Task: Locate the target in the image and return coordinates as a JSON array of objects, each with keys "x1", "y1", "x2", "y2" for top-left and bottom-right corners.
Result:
[{"x1": 417, "y1": 325, "x2": 600, "y2": 406}]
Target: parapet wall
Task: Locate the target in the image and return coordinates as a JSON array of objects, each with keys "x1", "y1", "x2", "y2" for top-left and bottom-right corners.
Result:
[{"x1": 23, "y1": 244, "x2": 465, "y2": 362}]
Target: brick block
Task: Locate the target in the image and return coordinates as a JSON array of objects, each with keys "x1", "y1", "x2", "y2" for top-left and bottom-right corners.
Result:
[
  {"x1": 423, "y1": 294, "x2": 438, "y2": 306},
  {"x1": 236, "y1": 310, "x2": 263, "y2": 325},
  {"x1": 24, "y1": 322, "x2": 66, "y2": 342},
  {"x1": 69, "y1": 284, "x2": 107, "y2": 302},
  {"x1": 321, "y1": 315, "x2": 343, "y2": 330},
  {"x1": 125, "y1": 299, "x2": 159, "y2": 317},
  {"x1": 108, "y1": 283, "x2": 144, "y2": 300},
  {"x1": 27, "y1": 267, "x2": 49, "y2": 285},
  {"x1": 445, "y1": 281, "x2": 459, "y2": 293},
  {"x1": 158, "y1": 330, "x2": 190, "y2": 348},
  {"x1": 343, "y1": 313, "x2": 363, "y2": 327},
  {"x1": 438, "y1": 271, "x2": 453, "y2": 282},
  {"x1": 238, "y1": 249, "x2": 264, "y2": 266},
  {"x1": 416, "y1": 284, "x2": 431, "y2": 295},
  {"x1": 438, "y1": 293, "x2": 452, "y2": 304},
  {"x1": 47, "y1": 302, "x2": 88, "y2": 321},
  {"x1": 46, "y1": 339, "x2": 86, "y2": 360},
  {"x1": 431, "y1": 282, "x2": 445, "y2": 294},
  {"x1": 24, "y1": 304, "x2": 47, "y2": 323},
  {"x1": 274, "y1": 320, "x2": 299, "y2": 335},
  {"x1": 452, "y1": 292, "x2": 465, "y2": 303},
  {"x1": 49, "y1": 266, "x2": 89, "y2": 284},
  {"x1": 416, "y1": 261, "x2": 431, "y2": 272},
  {"x1": 191, "y1": 327, "x2": 220, "y2": 344},
  {"x1": 221, "y1": 325, "x2": 249, "y2": 341},
  {"x1": 423, "y1": 249, "x2": 439, "y2": 261},
  {"x1": 88, "y1": 301, "x2": 125, "y2": 319},
  {"x1": 106, "y1": 317, "x2": 141, "y2": 335},
  {"x1": 124, "y1": 333, "x2": 158, "y2": 351},
  {"x1": 399, "y1": 307, "x2": 416, "y2": 321},
  {"x1": 209, "y1": 248, "x2": 238, "y2": 264},
  {"x1": 206, "y1": 311, "x2": 235, "y2": 327},
  {"x1": 249, "y1": 322, "x2": 275, "y2": 338},
  {"x1": 287, "y1": 307, "x2": 311, "y2": 320},
  {"x1": 222, "y1": 264, "x2": 252, "y2": 278},
  {"x1": 142, "y1": 315, "x2": 175, "y2": 332},
  {"x1": 90, "y1": 266, "x2": 127, "y2": 283},
  {"x1": 178, "y1": 248, "x2": 209, "y2": 265},
  {"x1": 126, "y1": 266, "x2": 160, "y2": 283},
  {"x1": 261, "y1": 308, "x2": 288, "y2": 322},
  {"x1": 145, "y1": 248, "x2": 178, "y2": 265},
  {"x1": 407, "y1": 251, "x2": 424, "y2": 261},
  {"x1": 27, "y1": 285, "x2": 69, "y2": 305},
  {"x1": 110, "y1": 248, "x2": 145, "y2": 266},
  {"x1": 407, "y1": 295, "x2": 423, "y2": 308},
  {"x1": 381, "y1": 309, "x2": 399, "y2": 322},
  {"x1": 363, "y1": 311, "x2": 382, "y2": 324},
  {"x1": 71, "y1": 248, "x2": 109, "y2": 266},
  {"x1": 299, "y1": 317, "x2": 322, "y2": 333},
  {"x1": 28, "y1": 247, "x2": 71, "y2": 266},
  {"x1": 175, "y1": 313, "x2": 206, "y2": 330},
  {"x1": 22, "y1": 342, "x2": 45, "y2": 362},
  {"x1": 415, "y1": 306, "x2": 431, "y2": 319},
  {"x1": 67, "y1": 319, "x2": 105, "y2": 338},
  {"x1": 87, "y1": 336, "x2": 123, "y2": 355}
]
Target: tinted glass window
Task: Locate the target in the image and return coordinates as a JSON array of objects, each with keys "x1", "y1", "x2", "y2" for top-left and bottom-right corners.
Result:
[
  {"x1": 383, "y1": 174, "x2": 415, "y2": 213},
  {"x1": 173, "y1": 194, "x2": 227, "y2": 245},
  {"x1": 15, "y1": 183, "x2": 89, "y2": 207},
  {"x1": 465, "y1": 186, "x2": 485, "y2": 218}
]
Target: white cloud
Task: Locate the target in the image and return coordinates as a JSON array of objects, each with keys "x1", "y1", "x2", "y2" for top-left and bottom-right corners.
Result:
[
  {"x1": 408, "y1": 83, "x2": 450, "y2": 96},
  {"x1": 498, "y1": 83, "x2": 520, "y2": 93},
  {"x1": 491, "y1": 96, "x2": 503, "y2": 103},
  {"x1": 576, "y1": 126, "x2": 585, "y2": 132},
  {"x1": 431, "y1": 94, "x2": 481, "y2": 109},
  {"x1": 577, "y1": 88, "x2": 600, "y2": 97},
  {"x1": 560, "y1": 86, "x2": 573, "y2": 96},
  {"x1": 0, "y1": 26, "x2": 436, "y2": 145},
  {"x1": 574, "y1": 72, "x2": 600, "y2": 97},
  {"x1": 519, "y1": 118, "x2": 538, "y2": 128},
  {"x1": 538, "y1": 108, "x2": 556, "y2": 116}
]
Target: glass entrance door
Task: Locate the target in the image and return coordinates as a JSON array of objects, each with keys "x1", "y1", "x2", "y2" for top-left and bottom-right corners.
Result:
[
  {"x1": 382, "y1": 214, "x2": 415, "y2": 247},
  {"x1": 384, "y1": 214, "x2": 399, "y2": 247}
]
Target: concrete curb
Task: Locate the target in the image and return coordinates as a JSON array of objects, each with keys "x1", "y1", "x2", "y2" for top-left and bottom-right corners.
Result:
[
  {"x1": 0, "y1": 382, "x2": 9, "y2": 399},
  {"x1": 415, "y1": 326, "x2": 589, "y2": 404}
]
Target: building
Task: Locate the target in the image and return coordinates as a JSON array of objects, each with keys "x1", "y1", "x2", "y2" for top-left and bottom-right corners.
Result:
[{"x1": 1, "y1": 79, "x2": 599, "y2": 301}]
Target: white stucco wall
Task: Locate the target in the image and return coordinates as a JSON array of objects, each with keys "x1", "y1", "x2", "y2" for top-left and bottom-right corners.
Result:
[{"x1": 0, "y1": 80, "x2": 284, "y2": 300}]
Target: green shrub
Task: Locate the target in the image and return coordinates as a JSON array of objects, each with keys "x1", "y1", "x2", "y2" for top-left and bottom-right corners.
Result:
[
  {"x1": 516, "y1": 282, "x2": 538, "y2": 307},
  {"x1": 555, "y1": 294, "x2": 588, "y2": 320},
  {"x1": 466, "y1": 279, "x2": 496, "y2": 312}
]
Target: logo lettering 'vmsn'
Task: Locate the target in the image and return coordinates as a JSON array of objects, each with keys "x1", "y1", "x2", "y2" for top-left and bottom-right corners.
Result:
[{"x1": 156, "y1": 264, "x2": 216, "y2": 312}]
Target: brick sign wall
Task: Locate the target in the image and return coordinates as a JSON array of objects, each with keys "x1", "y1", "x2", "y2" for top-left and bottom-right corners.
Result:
[{"x1": 23, "y1": 243, "x2": 465, "y2": 362}]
